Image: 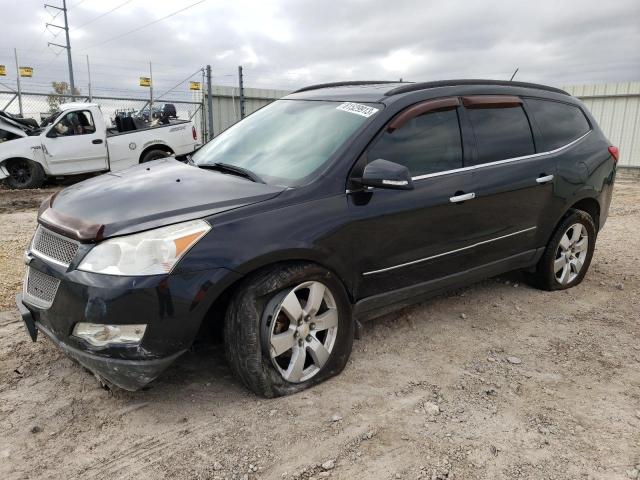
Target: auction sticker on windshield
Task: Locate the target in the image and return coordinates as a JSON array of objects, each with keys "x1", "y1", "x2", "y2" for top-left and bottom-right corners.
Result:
[{"x1": 336, "y1": 102, "x2": 379, "y2": 118}]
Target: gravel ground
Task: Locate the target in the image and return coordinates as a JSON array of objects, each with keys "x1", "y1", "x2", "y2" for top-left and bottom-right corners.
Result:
[{"x1": 0, "y1": 174, "x2": 639, "y2": 480}]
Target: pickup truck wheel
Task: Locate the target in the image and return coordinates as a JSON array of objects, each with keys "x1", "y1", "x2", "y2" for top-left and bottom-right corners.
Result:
[
  {"x1": 140, "y1": 149, "x2": 169, "y2": 163},
  {"x1": 528, "y1": 209, "x2": 596, "y2": 291},
  {"x1": 4, "y1": 159, "x2": 45, "y2": 189},
  {"x1": 224, "y1": 263, "x2": 354, "y2": 398}
]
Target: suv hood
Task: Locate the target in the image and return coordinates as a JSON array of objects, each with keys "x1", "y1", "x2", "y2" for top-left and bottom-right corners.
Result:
[{"x1": 39, "y1": 158, "x2": 285, "y2": 241}]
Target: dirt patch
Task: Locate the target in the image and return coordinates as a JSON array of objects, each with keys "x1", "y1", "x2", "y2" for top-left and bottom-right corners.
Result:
[
  {"x1": 0, "y1": 176, "x2": 638, "y2": 480},
  {"x1": 0, "y1": 187, "x2": 59, "y2": 214}
]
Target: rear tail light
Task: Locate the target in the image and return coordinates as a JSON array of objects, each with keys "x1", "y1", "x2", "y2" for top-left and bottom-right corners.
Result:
[
  {"x1": 192, "y1": 126, "x2": 197, "y2": 141},
  {"x1": 608, "y1": 146, "x2": 619, "y2": 163}
]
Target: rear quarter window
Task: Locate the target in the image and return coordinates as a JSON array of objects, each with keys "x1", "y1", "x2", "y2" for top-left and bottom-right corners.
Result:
[{"x1": 525, "y1": 99, "x2": 591, "y2": 151}]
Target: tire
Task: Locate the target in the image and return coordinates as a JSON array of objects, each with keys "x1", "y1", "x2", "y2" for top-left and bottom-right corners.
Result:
[
  {"x1": 224, "y1": 262, "x2": 354, "y2": 398},
  {"x1": 4, "y1": 159, "x2": 45, "y2": 189},
  {"x1": 528, "y1": 209, "x2": 596, "y2": 291},
  {"x1": 140, "y1": 149, "x2": 169, "y2": 163}
]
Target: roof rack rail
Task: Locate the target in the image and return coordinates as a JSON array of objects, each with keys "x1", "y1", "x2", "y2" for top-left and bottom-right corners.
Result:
[
  {"x1": 292, "y1": 80, "x2": 403, "y2": 94},
  {"x1": 385, "y1": 79, "x2": 570, "y2": 97}
]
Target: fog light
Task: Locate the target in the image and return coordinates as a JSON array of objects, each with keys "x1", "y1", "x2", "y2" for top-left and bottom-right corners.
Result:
[{"x1": 72, "y1": 323, "x2": 147, "y2": 348}]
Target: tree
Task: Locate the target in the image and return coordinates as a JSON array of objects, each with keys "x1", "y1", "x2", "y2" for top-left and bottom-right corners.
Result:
[{"x1": 47, "y1": 81, "x2": 82, "y2": 113}]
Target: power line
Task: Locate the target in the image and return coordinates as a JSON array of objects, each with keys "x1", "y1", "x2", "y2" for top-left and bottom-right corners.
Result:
[
  {"x1": 74, "y1": 0, "x2": 134, "y2": 29},
  {"x1": 155, "y1": 68, "x2": 203, "y2": 100},
  {"x1": 80, "y1": 0, "x2": 207, "y2": 51},
  {"x1": 68, "y1": 0, "x2": 90, "y2": 8}
]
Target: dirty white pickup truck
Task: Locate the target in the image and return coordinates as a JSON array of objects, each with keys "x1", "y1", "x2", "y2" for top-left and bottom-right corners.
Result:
[{"x1": 0, "y1": 103, "x2": 200, "y2": 188}]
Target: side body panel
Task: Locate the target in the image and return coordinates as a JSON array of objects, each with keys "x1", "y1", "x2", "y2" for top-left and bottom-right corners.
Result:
[
  {"x1": 345, "y1": 172, "x2": 476, "y2": 298},
  {"x1": 107, "y1": 121, "x2": 198, "y2": 172}
]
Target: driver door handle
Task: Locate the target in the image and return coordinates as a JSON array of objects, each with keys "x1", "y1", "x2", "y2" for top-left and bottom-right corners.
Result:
[
  {"x1": 92, "y1": 139, "x2": 104, "y2": 144},
  {"x1": 449, "y1": 192, "x2": 475, "y2": 203},
  {"x1": 536, "y1": 174, "x2": 554, "y2": 184}
]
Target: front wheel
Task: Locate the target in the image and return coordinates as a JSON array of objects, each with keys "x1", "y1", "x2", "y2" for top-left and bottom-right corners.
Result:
[
  {"x1": 224, "y1": 263, "x2": 354, "y2": 397},
  {"x1": 529, "y1": 209, "x2": 596, "y2": 290},
  {"x1": 4, "y1": 159, "x2": 45, "y2": 189}
]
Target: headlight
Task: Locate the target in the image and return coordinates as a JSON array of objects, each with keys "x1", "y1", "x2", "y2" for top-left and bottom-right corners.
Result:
[{"x1": 78, "y1": 219, "x2": 210, "y2": 276}]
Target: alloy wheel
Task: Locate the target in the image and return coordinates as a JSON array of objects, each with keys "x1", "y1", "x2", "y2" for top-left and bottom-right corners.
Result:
[
  {"x1": 8, "y1": 160, "x2": 32, "y2": 186},
  {"x1": 554, "y1": 223, "x2": 589, "y2": 285},
  {"x1": 265, "y1": 281, "x2": 339, "y2": 383}
]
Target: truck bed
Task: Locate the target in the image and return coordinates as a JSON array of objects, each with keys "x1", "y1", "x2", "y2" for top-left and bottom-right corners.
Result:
[{"x1": 106, "y1": 119, "x2": 191, "y2": 137}]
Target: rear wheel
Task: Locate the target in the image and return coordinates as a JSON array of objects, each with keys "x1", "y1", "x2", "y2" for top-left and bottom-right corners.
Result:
[
  {"x1": 140, "y1": 149, "x2": 170, "y2": 163},
  {"x1": 4, "y1": 159, "x2": 45, "y2": 189},
  {"x1": 528, "y1": 209, "x2": 596, "y2": 290},
  {"x1": 224, "y1": 263, "x2": 353, "y2": 397}
]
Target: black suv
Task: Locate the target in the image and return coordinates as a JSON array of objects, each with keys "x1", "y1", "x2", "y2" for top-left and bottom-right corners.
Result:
[{"x1": 17, "y1": 80, "x2": 618, "y2": 397}]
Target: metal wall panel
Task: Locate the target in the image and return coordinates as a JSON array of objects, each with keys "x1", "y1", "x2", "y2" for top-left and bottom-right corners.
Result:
[
  {"x1": 207, "y1": 85, "x2": 289, "y2": 136},
  {"x1": 564, "y1": 82, "x2": 640, "y2": 168}
]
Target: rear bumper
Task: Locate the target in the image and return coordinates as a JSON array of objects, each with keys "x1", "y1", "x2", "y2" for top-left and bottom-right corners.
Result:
[{"x1": 17, "y1": 293, "x2": 186, "y2": 390}]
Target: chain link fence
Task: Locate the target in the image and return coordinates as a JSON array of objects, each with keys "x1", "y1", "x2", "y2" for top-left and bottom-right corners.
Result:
[{"x1": 0, "y1": 85, "x2": 288, "y2": 141}]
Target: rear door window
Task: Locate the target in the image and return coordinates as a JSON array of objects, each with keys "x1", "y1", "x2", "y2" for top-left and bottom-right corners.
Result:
[
  {"x1": 525, "y1": 99, "x2": 590, "y2": 150},
  {"x1": 368, "y1": 109, "x2": 463, "y2": 176},
  {"x1": 466, "y1": 105, "x2": 535, "y2": 164}
]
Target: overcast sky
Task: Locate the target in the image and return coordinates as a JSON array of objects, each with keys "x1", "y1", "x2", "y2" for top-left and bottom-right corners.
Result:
[{"x1": 1, "y1": 0, "x2": 639, "y2": 98}]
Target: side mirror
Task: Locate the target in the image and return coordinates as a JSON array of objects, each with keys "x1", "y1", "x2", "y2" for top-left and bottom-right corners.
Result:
[
  {"x1": 46, "y1": 128, "x2": 58, "y2": 138},
  {"x1": 360, "y1": 159, "x2": 414, "y2": 190}
]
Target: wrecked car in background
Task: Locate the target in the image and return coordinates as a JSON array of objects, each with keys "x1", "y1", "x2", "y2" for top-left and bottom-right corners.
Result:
[{"x1": 0, "y1": 102, "x2": 199, "y2": 189}]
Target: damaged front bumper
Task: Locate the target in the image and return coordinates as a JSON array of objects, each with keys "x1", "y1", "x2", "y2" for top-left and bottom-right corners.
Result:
[
  {"x1": 16, "y1": 257, "x2": 241, "y2": 391},
  {"x1": 16, "y1": 293, "x2": 186, "y2": 390}
]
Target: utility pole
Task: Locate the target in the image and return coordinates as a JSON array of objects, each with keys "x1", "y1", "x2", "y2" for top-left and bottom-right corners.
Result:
[
  {"x1": 238, "y1": 65, "x2": 245, "y2": 119},
  {"x1": 13, "y1": 48, "x2": 23, "y2": 116},
  {"x1": 86, "y1": 55, "x2": 92, "y2": 101},
  {"x1": 201, "y1": 68, "x2": 206, "y2": 141},
  {"x1": 149, "y1": 61, "x2": 153, "y2": 117},
  {"x1": 46, "y1": 0, "x2": 76, "y2": 99},
  {"x1": 206, "y1": 64, "x2": 214, "y2": 138}
]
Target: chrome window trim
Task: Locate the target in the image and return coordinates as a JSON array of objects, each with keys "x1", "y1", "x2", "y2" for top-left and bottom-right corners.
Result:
[
  {"x1": 411, "y1": 130, "x2": 591, "y2": 181},
  {"x1": 362, "y1": 226, "x2": 537, "y2": 276}
]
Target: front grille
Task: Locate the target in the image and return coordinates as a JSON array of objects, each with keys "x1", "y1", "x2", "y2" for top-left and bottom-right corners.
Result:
[
  {"x1": 32, "y1": 226, "x2": 79, "y2": 266},
  {"x1": 24, "y1": 267, "x2": 60, "y2": 308}
]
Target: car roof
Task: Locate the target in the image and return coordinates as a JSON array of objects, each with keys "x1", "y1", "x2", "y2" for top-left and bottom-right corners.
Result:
[
  {"x1": 284, "y1": 79, "x2": 571, "y2": 104},
  {"x1": 60, "y1": 102, "x2": 100, "y2": 111}
]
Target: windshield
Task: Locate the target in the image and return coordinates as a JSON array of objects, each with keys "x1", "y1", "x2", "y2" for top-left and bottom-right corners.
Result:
[
  {"x1": 41, "y1": 111, "x2": 62, "y2": 128},
  {"x1": 192, "y1": 99, "x2": 380, "y2": 186}
]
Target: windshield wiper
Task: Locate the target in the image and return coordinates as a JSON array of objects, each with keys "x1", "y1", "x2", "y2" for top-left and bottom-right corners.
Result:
[{"x1": 199, "y1": 162, "x2": 264, "y2": 183}]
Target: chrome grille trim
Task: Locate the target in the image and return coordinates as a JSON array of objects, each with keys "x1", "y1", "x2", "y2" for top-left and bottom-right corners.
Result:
[
  {"x1": 31, "y1": 226, "x2": 79, "y2": 267},
  {"x1": 23, "y1": 267, "x2": 60, "y2": 309}
]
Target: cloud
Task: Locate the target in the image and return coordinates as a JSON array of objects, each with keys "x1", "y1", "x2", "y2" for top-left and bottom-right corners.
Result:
[
  {"x1": 0, "y1": 0, "x2": 638, "y2": 97},
  {"x1": 380, "y1": 49, "x2": 423, "y2": 74}
]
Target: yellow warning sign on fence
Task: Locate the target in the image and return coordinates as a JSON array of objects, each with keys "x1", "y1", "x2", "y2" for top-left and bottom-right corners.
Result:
[
  {"x1": 189, "y1": 81, "x2": 201, "y2": 91},
  {"x1": 19, "y1": 67, "x2": 33, "y2": 77},
  {"x1": 0, "y1": 65, "x2": 6, "y2": 76},
  {"x1": 139, "y1": 76, "x2": 151, "y2": 87}
]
